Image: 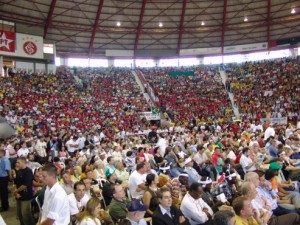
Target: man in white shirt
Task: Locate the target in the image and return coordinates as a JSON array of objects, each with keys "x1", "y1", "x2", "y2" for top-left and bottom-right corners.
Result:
[
  {"x1": 157, "y1": 134, "x2": 168, "y2": 157},
  {"x1": 68, "y1": 181, "x2": 89, "y2": 223},
  {"x1": 180, "y1": 182, "x2": 213, "y2": 225},
  {"x1": 77, "y1": 132, "x2": 86, "y2": 150},
  {"x1": 264, "y1": 124, "x2": 275, "y2": 141},
  {"x1": 184, "y1": 158, "x2": 201, "y2": 185},
  {"x1": 40, "y1": 164, "x2": 70, "y2": 225},
  {"x1": 66, "y1": 136, "x2": 79, "y2": 157},
  {"x1": 17, "y1": 142, "x2": 30, "y2": 157},
  {"x1": 128, "y1": 162, "x2": 147, "y2": 199},
  {"x1": 239, "y1": 147, "x2": 257, "y2": 173}
]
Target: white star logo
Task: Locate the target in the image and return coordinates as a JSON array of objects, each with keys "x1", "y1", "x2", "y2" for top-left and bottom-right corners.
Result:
[{"x1": 0, "y1": 32, "x2": 14, "y2": 50}]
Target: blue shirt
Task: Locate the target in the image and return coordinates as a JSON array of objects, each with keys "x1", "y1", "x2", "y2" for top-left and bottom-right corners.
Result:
[{"x1": 0, "y1": 156, "x2": 11, "y2": 177}]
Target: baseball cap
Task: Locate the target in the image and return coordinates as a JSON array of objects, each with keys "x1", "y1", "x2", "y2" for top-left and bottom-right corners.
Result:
[
  {"x1": 269, "y1": 162, "x2": 282, "y2": 170},
  {"x1": 126, "y1": 199, "x2": 148, "y2": 212},
  {"x1": 105, "y1": 168, "x2": 116, "y2": 179}
]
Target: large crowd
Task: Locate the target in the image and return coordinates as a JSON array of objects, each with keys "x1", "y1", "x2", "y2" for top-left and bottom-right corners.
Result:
[
  {"x1": 0, "y1": 59, "x2": 299, "y2": 225},
  {"x1": 225, "y1": 58, "x2": 300, "y2": 122},
  {"x1": 141, "y1": 66, "x2": 233, "y2": 124}
]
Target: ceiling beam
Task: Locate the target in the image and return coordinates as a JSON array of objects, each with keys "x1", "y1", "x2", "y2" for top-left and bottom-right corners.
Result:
[
  {"x1": 221, "y1": 0, "x2": 227, "y2": 54},
  {"x1": 44, "y1": 0, "x2": 57, "y2": 39},
  {"x1": 134, "y1": 0, "x2": 147, "y2": 56},
  {"x1": 267, "y1": 0, "x2": 271, "y2": 50},
  {"x1": 177, "y1": 0, "x2": 187, "y2": 55},
  {"x1": 88, "y1": 0, "x2": 105, "y2": 56}
]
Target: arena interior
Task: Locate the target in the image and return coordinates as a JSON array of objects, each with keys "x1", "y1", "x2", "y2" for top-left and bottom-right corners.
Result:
[{"x1": 0, "y1": 0, "x2": 300, "y2": 225}]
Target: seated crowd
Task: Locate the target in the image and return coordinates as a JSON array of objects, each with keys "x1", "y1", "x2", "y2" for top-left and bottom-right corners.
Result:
[
  {"x1": 141, "y1": 66, "x2": 233, "y2": 124},
  {"x1": 0, "y1": 60, "x2": 299, "y2": 225},
  {"x1": 225, "y1": 58, "x2": 300, "y2": 122}
]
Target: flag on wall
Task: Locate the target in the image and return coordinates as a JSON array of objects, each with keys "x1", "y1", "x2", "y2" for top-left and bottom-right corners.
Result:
[{"x1": 0, "y1": 30, "x2": 15, "y2": 52}]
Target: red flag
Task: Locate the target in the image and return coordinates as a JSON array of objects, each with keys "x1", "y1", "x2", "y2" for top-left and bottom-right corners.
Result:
[{"x1": 0, "y1": 30, "x2": 15, "y2": 52}]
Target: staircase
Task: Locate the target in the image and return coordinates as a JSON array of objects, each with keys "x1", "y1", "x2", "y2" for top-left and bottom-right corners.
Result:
[{"x1": 219, "y1": 68, "x2": 240, "y2": 119}]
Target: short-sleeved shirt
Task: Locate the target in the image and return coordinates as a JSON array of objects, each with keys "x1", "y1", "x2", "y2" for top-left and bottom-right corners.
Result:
[
  {"x1": 42, "y1": 182, "x2": 70, "y2": 225},
  {"x1": 14, "y1": 167, "x2": 34, "y2": 201},
  {"x1": 0, "y1": 156, "x2": 11, "y2": 177},
  {"x1": 68, "y1": 192, "x2": 89, "y2": 216},
  {"x1": 128, "y1": 170, "x2": 146, "y2": 199}
]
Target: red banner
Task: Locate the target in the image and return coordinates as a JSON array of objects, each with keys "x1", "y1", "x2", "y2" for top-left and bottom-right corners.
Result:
[{"x1": 0, "y1": 30, "x2": 15, "y2": 52}]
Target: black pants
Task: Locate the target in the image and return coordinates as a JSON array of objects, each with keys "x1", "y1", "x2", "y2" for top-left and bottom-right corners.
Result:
[{"x1": 0, "y1": 176, "x2": 9, "y2": 209}]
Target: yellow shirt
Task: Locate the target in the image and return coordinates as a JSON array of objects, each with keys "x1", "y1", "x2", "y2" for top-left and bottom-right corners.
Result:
[{"x1": 235, "y1": 215, "x2": 259, "y2": 225}]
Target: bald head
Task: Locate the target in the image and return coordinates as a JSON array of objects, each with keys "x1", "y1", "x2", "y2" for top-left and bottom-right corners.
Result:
[{"x1": 244, "y1": 172, "x2": 259, "y2": 188}]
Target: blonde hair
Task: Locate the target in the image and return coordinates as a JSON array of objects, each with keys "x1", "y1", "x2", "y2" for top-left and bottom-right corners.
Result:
[{"x1": 78, "y1": 197, "x2": 101, "y2": 223}]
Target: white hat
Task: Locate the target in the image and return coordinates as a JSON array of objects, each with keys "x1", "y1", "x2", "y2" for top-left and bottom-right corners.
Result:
[
  {"x1": 199, "y1": 177, "x2": 212, "y2": 185},
  {"x1": 184, "y1": 157, "x2": 192, "y2": 165},
  {"x1": 159, "y1": 163, "x2": 170, "y2": 174}
]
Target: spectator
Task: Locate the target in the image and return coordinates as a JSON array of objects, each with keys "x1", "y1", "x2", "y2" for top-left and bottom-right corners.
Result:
[
  {"x1": 212, "y1": 210, "x2": 235, "y2": 225},
  {"x1": 78, "y1": 197, "x2": 102, "y2": 225},
  {"x1": 125, "y1": 199, "x2": 148, "y2": 225},
  {"x1": 180, "y1": 182, "x2": 214, "y2": 225},
  {"x1": 0, "y1": 148, "x2": 11, "y2": 212},
  {"x1": 40, "y1": 164, "x2": 70, "y2": 225},
  {"x1": 152, "y1": 187, "x2": 190, "y2": 225},
  {"x1": 109, "y1": 184, "x2": 129, "y2": 223}
]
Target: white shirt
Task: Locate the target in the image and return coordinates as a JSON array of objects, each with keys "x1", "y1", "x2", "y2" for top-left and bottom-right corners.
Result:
[
  {"x1": 66, "y1": 139, "x2": 79, "y2": 153},
  {"x1": 78, "y1": 217, "x2": 101, "y2": 225},
  {"x1": 157, "y1": 138, "x2": 168, "y2": 157},
  {"x1": 128, "y1": 170, "x2": 146, "y2": 199},
  {"x1": 240, "y1": 154, "x2": 256, "y2": 173},
  {"x1": 77, "y1": 137, "x2": 86, "y2": 150},
  {"x1": 42, "y1": 182, "x2": 70, "y2": 225},
  {"x1": 17, "y1": 148, "x2": 29, "y2": 157},
  {"x1": 264, "y1": 127, "x2": 275, "y2": 141},
  {"x1": 180, "y1": 193, "x2": 213, "y2": 225},
  {"x1": 35, "y1": 140, "x2": 47, "y2": 157},
  {"x1": 193, "y1": 152, "x2": 208, "y2": 165},
  {"x1": 68, "y1": 193, "x2": 89, "y2": 215}
]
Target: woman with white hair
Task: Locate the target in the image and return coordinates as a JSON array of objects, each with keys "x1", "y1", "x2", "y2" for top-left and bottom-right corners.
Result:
[{"x1": 92, "y1": 160, "x2": 105, "y2": 180}]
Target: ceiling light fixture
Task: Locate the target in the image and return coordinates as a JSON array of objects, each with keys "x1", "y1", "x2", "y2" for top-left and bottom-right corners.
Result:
[
  {"x1": 116, "y1": 21, "x2": 121, "y2": 27},
  {"x1": 158, "y1": 22, "x2": 163, "y2": 27},
  {"x1": 244, "y1": 16, "x2": 248, "y2": 22},
  {"x1": 291, "y1": 8, "x2": 296, "y2": 14},
  {"x1": 201, "y1": 21, "x2": 205, "y2": 26}
]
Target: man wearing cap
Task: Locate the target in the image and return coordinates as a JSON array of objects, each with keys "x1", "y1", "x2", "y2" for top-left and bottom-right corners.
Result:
[
  {"x1": 184, "y1": 157, "x2": 201, "y2": 186},
  {"x1": 102, "y1": 168, "x2": 121, "y2": 205},
  {"x1": 126, "y1": 199, "x2": 148, "y2": 225},
  {"x1": 0, "y1": 147, "x2": 11, "y2": 212}
]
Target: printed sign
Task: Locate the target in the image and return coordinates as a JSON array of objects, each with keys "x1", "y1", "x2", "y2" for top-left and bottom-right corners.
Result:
[
  {"x1": 0, "y1": 30, "x2": 15, "y2": 52},
  {"x1": 140, "y1": 112, "x2": 161, "y2": 121},
  {"x1": 260, "y1": 117, "x2": 288, "y2": 125}
]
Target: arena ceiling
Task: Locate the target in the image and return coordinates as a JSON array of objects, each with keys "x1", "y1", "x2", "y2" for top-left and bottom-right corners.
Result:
[{"x1": 1, "y1": 0, "x2": 300, "y2": 58}]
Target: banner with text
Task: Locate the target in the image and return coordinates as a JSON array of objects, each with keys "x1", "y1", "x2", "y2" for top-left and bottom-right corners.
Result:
[
  {"x1": 224, "y1": 42, "x2": 268, "y2": 54},
  {"x1": 260, "y1": 117, "x2": 288, "y2": 125},
  {"x1": 141, "y1": 112, "x2": 161, "y2": 121}
]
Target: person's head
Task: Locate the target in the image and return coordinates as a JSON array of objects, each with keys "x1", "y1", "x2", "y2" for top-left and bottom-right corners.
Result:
[
  {"x1": 244, "y1": 172, "x2": 259, "y2": 187},
  {"x1": 157, "y1": 187, "x2": 172, "y2": 209},
  {"x1": 105, "y1": 169, "x2": 117, "y2": 183},
  {"x1": 28, "y1": 153, "x2": 35, "y2": 162},
  {"x1": 115, "y1": 161, "x2": 125, "y2": 171},
  {"x1": 62, "y1": 170, "x2": 72, "y2": 184},
  {"x1": 232, "y1": 196, "x2": 254, "y2": 219},
  {"x1": 81, "y1": 197, "x2": 101, "y2": 220},
  {"x1": 16, "y1": 157, "x2": 27, "y2": 169},
  {"x1": 107, "y1": 156, "x2": 114, "y2": 165},
  {"x1": 264, "y1": 169, "x2": 276, "y2": 181},
  {"x1": 94, "y1": 160, "x2": 104, "y2": 170},
  {"x1": 184, "y1": 157, "x2": 193, "y2": 167},
  {"x1": 145, "y1": 173, "x2": 158, "y2": 187},
  {"x1": 213, "y1": 210, "x2": 236, "y2": 225},
  {"x1": 112, "y1": 184, "x2": 125, "y2": 201},
  {"x1": 81, "y1": 177, "x2": 92, "y2": 191},
  {"x1": 197, "y1": 145, "x2": 205, "y2": 153},
  {"x1": 136, "y1": 162, "x2": 147, "y2": 174},
  {"x1": 255, "y1": 170, "x2": 266, "y2": 186},
  {"x1": 74, "y1": 181, "x2": 86, "y2": 201},
  {"x1": 189, "y1": 182, "x2": 203, "y2": 200},
  {"x1": 242, "y1": 147, "x2": 250, "y2": 156},
  {"x1": 0, "y1": 149, "x2": 5, "y2": 158},
  {"x1": 42, "y1": 164, "x2": 58, "y2": 187},
  {"x1": 241, "y1": 182, "x2": 257, "y2": 200},
  {"x1": 85, "y1": 169, "x2": 93, "y2": 179},
  {"x1": 126, "y1": 199, "x2": 148, "y2": 222}
]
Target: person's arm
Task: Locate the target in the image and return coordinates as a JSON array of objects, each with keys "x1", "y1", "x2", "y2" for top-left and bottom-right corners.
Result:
[
  {"x1": 143, "y1": 191, "x2": 154, "y2": 215},
  {"x1": 38, "y1": 218, "x2": 55, "y2": 225},
  {"x1": 136, "y1": 183, "x2": 147, "y2": 192}
]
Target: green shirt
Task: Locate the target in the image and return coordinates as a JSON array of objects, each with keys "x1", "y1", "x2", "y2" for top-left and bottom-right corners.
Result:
[{"x1": 109, "y1": 198, "x2": 129, "y2": 222}]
